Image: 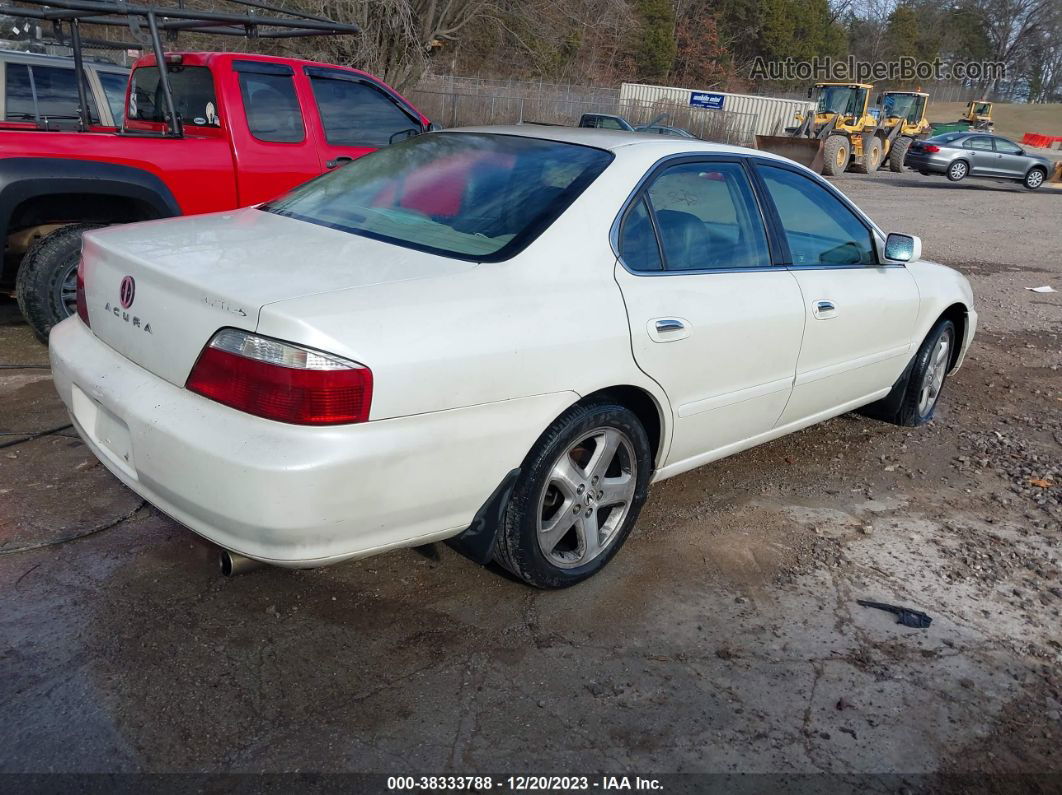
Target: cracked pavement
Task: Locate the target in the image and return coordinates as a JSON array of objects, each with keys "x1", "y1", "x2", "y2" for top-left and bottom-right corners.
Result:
[{"x1": 1, "y1": 169, "x2": 1059, "y2": 780}]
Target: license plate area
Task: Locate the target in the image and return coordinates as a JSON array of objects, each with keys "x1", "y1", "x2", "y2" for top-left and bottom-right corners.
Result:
[{"x1": 71, "y1": 385, "x2": 137, "y2": 479}]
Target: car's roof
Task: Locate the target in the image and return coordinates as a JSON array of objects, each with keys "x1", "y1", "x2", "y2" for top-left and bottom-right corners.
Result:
[
  {"x1": 0, "y1": 48, "x2": 128, "y2": 71},
  {"x1": 440, "y1": 124, "x2": 783, "y2": 161}
]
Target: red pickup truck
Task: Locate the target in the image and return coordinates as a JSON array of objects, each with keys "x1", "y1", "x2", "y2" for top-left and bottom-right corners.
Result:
[{"x1": 1, "y1": 51, "x2": 431, "y2": 340}]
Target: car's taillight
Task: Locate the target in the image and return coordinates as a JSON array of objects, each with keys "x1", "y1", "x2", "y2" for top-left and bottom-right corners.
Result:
[
  {"x1": 185, "y1": 329, "x2": 372, "y2": 425},
  {"x1": 923, "y1": 145, "x2": 941, "y2": 153},
  {"x1": 75, "y1": 258, "x2": 90, "y2": 327}
]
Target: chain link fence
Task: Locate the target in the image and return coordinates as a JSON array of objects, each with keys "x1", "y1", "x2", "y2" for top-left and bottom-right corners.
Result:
[{"x1": 408, "y1": 78, "x2": 758, "y2": 146}]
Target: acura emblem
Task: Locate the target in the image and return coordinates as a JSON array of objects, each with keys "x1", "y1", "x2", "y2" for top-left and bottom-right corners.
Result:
[{"x1": 119, "y1": 276, "x2": 135, "y2": 309}]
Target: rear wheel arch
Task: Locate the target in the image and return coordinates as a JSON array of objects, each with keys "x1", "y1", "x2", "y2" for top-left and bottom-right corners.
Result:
[
  {"x1": 6, "y1": 193, "x2": 165, "y2": 255},
  {"x1": 0, "y1": 158, "x2": 180, "y2": 248},
  {"x1": 946, "y1": 158, "x2": 969, "y2": 181},
  {"x1": 578, "y1": 385, "x2": 666, "y2": 470}
]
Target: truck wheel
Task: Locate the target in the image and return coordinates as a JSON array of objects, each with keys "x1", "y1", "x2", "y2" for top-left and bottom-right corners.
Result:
[
  {"x1": 851, "y1": 137, "x2": 882, "y2": 173},
  {"x1": 15, "y1": 223, "x2": 104, "y2": 343},
  {"x1": 822, "y1": 136, "x2": 850, "y2": 176},
  {"x1": 889, "y1": 137, "x2": 913, "y2": 172}
]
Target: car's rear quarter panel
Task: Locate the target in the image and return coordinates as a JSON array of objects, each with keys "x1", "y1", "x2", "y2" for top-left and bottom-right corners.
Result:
[{"x1": 255, "y1": 150, "x2": 673, "y2": 424}]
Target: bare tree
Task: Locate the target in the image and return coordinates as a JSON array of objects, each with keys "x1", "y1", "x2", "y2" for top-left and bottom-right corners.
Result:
[{"x1": 292, "y1": 0, "x2": 498, "y2": 89}]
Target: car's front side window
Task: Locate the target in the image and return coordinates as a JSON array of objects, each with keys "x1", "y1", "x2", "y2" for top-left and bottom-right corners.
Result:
[
  {"x1": 994, "y1": 138, "x2": 1022, "y2": 155},
  {"x1": 636, "y1": 161, "x2": 770, "y2": 271},
  {"x1": 758, "y1": 165, "x2": 875, "y2": 266}
]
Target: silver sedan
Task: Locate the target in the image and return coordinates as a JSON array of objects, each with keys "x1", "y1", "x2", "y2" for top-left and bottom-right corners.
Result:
[{"x1": 904, "y1": 132, "x2": 1055, "y2": 190}]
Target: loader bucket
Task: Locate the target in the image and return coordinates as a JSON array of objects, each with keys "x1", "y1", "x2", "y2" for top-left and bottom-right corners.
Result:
[
  {"x1": 756, "y1": 135, "x2": 825, "y2": 173},
  {"x1": 1051, "y1": 161, "x2": 1062, "y2": 185}
]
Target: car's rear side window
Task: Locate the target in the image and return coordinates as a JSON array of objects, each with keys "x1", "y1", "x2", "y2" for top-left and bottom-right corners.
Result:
[
  {"x1": 265, "y1": 132, "x2": 613, "y2": 261},
  {"x1": 97, "y1": 71, "x2": 128, "y2": 123},
  {"x1": 3, "y1": 63, "x2": 35, "y2": 120},
  {"x1": 309, "y1": 75, "x2": 420, "y2": 148},
  {"x1": 619, "y1": 197, "x2": 663, "y2": 272},
  {"x1": 238, "y1": 71, "x2": 305, "y2": 143},
  {"x1": 758, "y1": 165, "x2": 875, "y2": 266},
  {"x1": 4, "y1": 62, "x2": 99, "y2": 122},
  {"x1": 964, "y1": 136, "x2": 993, "y2": 151},
  {"x1": 645, "y1": 162, "x2": 769, "y2": 271}
]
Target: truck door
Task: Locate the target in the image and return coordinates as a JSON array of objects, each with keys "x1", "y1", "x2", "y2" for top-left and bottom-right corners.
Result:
[
  {"x1": 228, "y1": 59, "x2": 325, "y2": 205},
  {"x1": 301, "y1": 66, "x2": 426, "y2": 173}
]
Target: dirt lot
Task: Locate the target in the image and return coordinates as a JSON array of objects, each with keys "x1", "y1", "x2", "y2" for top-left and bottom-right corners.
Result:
[{"x1": 1, "y1": 168, "x2": 1059, "y2": 786}]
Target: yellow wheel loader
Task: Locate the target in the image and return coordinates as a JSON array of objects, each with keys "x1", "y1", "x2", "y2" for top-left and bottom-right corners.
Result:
[
  {"x1": 930, "y1": 100, "x2": 994, "y2": 135},
  {"x1": 756, "y1": 83, "x2": 885, "y2": 176},
  {"x1": 877, "y1": 90, "x2": 932, "y2": 172}
]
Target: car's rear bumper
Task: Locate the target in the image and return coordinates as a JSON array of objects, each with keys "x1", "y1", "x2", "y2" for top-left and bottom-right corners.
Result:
[
  {"x1": 904, "y1": 151, "x2": 952, "y2": 173},
  {"x1": 49, "y1": 317, "x2": 575, "y2": 566}
]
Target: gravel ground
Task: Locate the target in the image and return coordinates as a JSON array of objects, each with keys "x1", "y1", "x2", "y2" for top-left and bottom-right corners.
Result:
[{"x1": 0, "y1": 168, "x2": 1059, "y2": 786}]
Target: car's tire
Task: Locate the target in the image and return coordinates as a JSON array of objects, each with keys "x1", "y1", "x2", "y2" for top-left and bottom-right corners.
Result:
[
  {"x1": 822, "y1": 135, "x2": 850, "y2": 176},
  {"x1": 889, "y1": 137, "x2": 913, "y2": 172},
  {"x1": 851, "y1": 136, "x2": 882, "y2": 173},
  {"x1": 15, "y1": 223, "x2": 104, "y2": 343},
  {"x1": 946, "y1": 160, "x2": 969, "y2": 182},
  {"x1": 1023, "y1": 167, "x2": 1046, "y2": 190},
  {"x1": 871, "y1": 319, "x2": 957, "y2": 427},
  {"x1": 493, "y1": 400, "x2": 652, "y2": 588}
]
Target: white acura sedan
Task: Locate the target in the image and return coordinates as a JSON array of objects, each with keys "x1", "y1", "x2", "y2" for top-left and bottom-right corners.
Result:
[{"x1": 50, "y1": 127, "x2": 976, "y2": 588}]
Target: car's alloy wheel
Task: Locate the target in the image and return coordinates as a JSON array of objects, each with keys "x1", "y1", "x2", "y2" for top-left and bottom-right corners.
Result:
[
  {"x1": 536, "y1": 426, "x2": 636, "y2": 569},
  {"x1": 947, "y1": 161, "x2": 968, "y2": 181},
  {"x1": 916, "y1": 327, "x2": 952, "y2": 416},
  {"x1": 493, "y1": 400, "x2": 652, "y2": 588},
  {"x1": 1024, "y1": 168, "x2": 1045, "y2": 190},
  {"x1": 860, "y1": 318, "x2": 957, "y2": 427}
]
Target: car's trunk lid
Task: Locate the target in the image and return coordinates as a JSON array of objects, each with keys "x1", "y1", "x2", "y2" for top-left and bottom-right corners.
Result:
[{"x1": 82, "y1": 208, "x2": 475, "y2": 386}]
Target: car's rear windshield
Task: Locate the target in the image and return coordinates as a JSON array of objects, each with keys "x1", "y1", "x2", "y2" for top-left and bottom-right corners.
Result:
[
  {"x1": 928, "y1": 132, "x2": 967, "y2": 144},
  {"x1": 130, "y1": 66, "x2": 219, "y2": 126},
  {"x1": 263, "y1": 132, "x2": 614, "y2": 261}
]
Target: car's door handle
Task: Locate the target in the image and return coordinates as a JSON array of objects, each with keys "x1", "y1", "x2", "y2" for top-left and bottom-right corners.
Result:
[
  {"x1": 326, "y1": 156, "x2": 354, "y2": 169},
  {"x1": 812, "y1": 300, "x2": 837, "y2": 319},
  {"x1": 655, "y1": 318, "x2": 686, "y2": 332},
  {"x1": 647, "y1": 317, "x2": 691, "y2": 342}
]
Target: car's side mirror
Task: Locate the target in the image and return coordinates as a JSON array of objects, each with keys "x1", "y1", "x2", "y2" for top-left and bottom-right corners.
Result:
[{"x1": 883, "y1": 233, "x2": 922, "y2": 263}]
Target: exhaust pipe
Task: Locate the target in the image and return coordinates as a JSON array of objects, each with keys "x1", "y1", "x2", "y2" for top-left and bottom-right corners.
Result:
[{"x1": 219, "y1": 548, "x2": 265, "y2": 577}]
